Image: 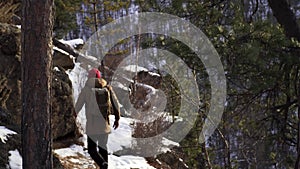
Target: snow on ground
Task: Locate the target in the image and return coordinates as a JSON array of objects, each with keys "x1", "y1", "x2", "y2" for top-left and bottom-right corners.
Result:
[
  {"x1": 8, "y1": 149, "x2": 22, "y2": 169},
  {"x1": 5, "y1": 96, "x2": 155, "y2": 169},
  {"x1": 0, "y1": 126, "x2": 17, "y2": 144},
  {"x1": 54, "y1": 114, "x2": 156, "y2": 169},
  {"x1": 53, "y1": 115, "x2": 156, "y2": 169},
  {"x1": 108, "y1": 116, "x2": 133, "y2": 153},
  {"x1": 54, "y1": 144, "x2": 155, "y2": 169},
  {"x1": 54, "y1": 144, "x2": 97, "y2": 169},
  {"x1": 109, "y1": 155, "x2": 155, "y2": 169}
]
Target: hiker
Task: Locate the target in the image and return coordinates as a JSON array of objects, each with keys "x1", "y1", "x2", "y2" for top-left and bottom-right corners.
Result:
[{"x1": 75, "y1": 68, "x2": 121, "y2": 169}]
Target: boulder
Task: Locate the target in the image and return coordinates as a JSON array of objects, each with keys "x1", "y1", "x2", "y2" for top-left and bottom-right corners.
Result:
[
  {"x1": 146, "y1": 148, "x2": 188, "y2": 169},
  {"x1": 53, "y1": 47, "x2": 75, "y2": 70},
  {"x1": 0, "y1": 23, "x2": 21, "y2": 130},
  {"x1": 0, "y1": 23, "x2": 81, "y2": 168},
  {"x1": 128, "y1": 71, "x2": 164, "y2": 116},
  {"x1": 135, "y1": 70, "x2": 162, "y2": 89},
  {"x1": 52, "y1": 67, "x2": 82, "y2": 148}
]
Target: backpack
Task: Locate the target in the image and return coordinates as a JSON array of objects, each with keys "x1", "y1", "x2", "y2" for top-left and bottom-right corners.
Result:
[{"x1": 92, "y1": 87, "x2": 112, "y2": 120}]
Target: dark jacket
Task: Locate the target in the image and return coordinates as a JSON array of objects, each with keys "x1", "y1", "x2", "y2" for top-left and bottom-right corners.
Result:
[{"x1": 75, "y1": 78, "x2": 120, "y2": 134}]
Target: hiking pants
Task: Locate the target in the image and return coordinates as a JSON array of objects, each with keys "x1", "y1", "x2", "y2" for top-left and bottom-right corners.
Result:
[{"x1": 88, "y1": 134, "x2": 108, "y2": 168}]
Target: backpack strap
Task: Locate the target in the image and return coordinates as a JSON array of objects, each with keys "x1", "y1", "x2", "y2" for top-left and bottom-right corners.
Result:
[{"x1": 106, "y1": 85, "x2": 121, "y2": 121}]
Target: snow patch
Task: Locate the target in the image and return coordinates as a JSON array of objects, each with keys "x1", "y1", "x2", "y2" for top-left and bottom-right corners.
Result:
[
  {"x1": 15, "y1": 25, "x2": 21, "y2": 29},
  {"x1": 53, "y1": 46, "x2": 70, "y2": 56},
  {"x1": 54, "y1": 144, "x2": 155, "y2": 169},
  {"x1": 54, "y1": 144, "x2": 96, "y2": 169},
  {"x1": 0, "y1": 126, "x2": 17, "y2": 144},
  {"x1": 161, "y1": 137, "x2": 180, "y2": 153},
  {"x1": 67, "y1": 63, "x2": 88, "y2": 134},
  {"x1": 111, "y1": 81, "x2": 131, "y2": 92},
  {"x1": 108, "y1": 116, "x2": 134, "y2": 153},
  {"x1": 122, "y1": 65, "x2": 148, "y2": 72},
  {"x1": 54, "y1": 144, "x2": 84, "y2": 158},
  {"x1": 109, "y1": 155, "x2": 155, "y2": 169},
  {"x1": 53, "y1": 67, "x2": 60, "y2": 72},
  {"x1": 8, "y1": 149, "x2": 22, "y2": 169},
  {"x1": 59, "y1": 39, "x2": 84, "y2": 49},
  {"x1": 148, "y1": 71, "x2": 160, "y2": 77}
]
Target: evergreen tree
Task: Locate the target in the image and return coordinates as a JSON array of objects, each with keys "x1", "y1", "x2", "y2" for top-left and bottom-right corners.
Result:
[
  {"x1": 135, "y1": 0, "x2": 300, "y2": 168},
  {"x1": 53, "y1": 0, "x2": 81, "y2": 39}
]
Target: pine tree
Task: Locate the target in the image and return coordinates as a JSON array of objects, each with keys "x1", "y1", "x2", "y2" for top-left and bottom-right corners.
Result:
[
  {"x1": 53, "y1": 0, "x2": 81, "y2": 39},
  {"x1": 21, "y1": 0, "x2": 54, "y2": 168}
]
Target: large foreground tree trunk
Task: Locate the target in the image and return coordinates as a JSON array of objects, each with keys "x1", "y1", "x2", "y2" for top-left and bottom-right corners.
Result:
[{"x1": 21, "y1": 0, "x2": 54, "y2": 168}]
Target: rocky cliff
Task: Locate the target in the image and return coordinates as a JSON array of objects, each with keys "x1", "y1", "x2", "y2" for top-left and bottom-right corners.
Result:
[{"x1": 0, "y1": 23, "x2": 80, "y2": 168}]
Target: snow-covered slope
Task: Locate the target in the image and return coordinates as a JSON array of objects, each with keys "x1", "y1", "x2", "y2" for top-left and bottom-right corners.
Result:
[
  {"x1": 63, "y1": 63, "x2": 156, "y2": 169},
  {"x1": 54, "y1": 143, "x2": 155, "y2": 169},
  {"x1": 5, "y1": 50, "x2": 178, "y2": 168}
]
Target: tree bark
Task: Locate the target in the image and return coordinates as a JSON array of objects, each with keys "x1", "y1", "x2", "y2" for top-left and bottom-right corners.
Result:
[
  {"x1": 268, "y1": 0, "x2": 300, "y2": 41},
  {"x1": 21, "y1": 0, "x2": 54, "y2": 168},
  {"x1": 296, "y1": 81, "x2": 300, "y2": 169}
]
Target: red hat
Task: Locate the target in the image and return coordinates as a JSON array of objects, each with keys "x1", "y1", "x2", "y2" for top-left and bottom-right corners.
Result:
[{"x1": 88, "y1": 68, "x2": 101, "y2": 79}]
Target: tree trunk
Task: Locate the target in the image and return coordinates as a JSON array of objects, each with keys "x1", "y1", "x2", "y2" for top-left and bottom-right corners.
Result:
[
  {"x1": 21, "y1": 0, "x2": 54, "y2": 168},
  {"x1": 268, "y1": 0, "x2": 300, "y2": 41},
  {"x1": 296, "y1": 85, "x2": 300, "y2": 169}
]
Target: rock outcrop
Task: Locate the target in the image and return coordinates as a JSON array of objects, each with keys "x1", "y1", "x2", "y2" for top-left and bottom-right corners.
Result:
[
  {"x1": 146, "y1": 147, "x2": 189, "y2": 169},
  {"x1": 0, "y1": 23, "x2": 81, "y2": 168},
  {"x1": 0, "y1": 23, "x2": 21, "y2": 130},
  {"x1": 53, "y1": 48, "x2": 75, "y2": 70},
  {"x1": 51, "y1": 67, "x2": 81, "y2": 148}
]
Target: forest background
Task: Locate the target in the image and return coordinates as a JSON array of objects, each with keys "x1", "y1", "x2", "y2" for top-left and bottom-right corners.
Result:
[{"x1": 1, "y1": 0, "x2": 300, "y2": 168}]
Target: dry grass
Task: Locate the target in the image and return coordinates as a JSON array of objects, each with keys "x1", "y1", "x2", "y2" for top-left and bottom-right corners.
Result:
[{"x1": 0, "y1": 0, "x2": 20, "y2": 24}]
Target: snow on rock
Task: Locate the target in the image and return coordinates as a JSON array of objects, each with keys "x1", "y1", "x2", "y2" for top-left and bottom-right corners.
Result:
[
  {"x1": 111, "y1": 81, "x2": 131, "y2": 92},
  {"x1": 67, "y1": 63, "x2": 88, "y2": 134},
  {"x1": 121, "y1": 65, "x2": 149, "y2": 73},
  {"x1": 54, "y1": 66, "x2": 60, "y2": 72},
  {"x1": 161, "y1": 137, "x2": 180, "y2": 153},
  {"x1": 147, "y1": 71, "x2": 160, "y2": 77},
  {"x1": 53, "y1": 45, "x2": 76, "y2": 70},
  {"x1": 8, "y1": 149, "x2": 22, "y2": 169},
  {"x1": 67, "y1": 63, "x2": 88, "y2": 101},
  {"x1": 59, "y1": 39, "x2": 84, "y2": 49},
  {"x1": 53, "y1": 46, "x2": 72, "y2": 57},
  {"x1": 15, "y1": 25, "x2": 21, "y2": 29},
  {"x1": 0, "y1": 126, "x2": 17, "y2": 144},
  {"x1": 119, "y1": 65, "x2": 160, "y2": 77}
]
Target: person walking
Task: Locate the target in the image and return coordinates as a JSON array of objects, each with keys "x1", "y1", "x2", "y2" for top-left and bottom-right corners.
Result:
[{"x1": 75, "y1": 68, "x2": 121, "y2": 169}]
